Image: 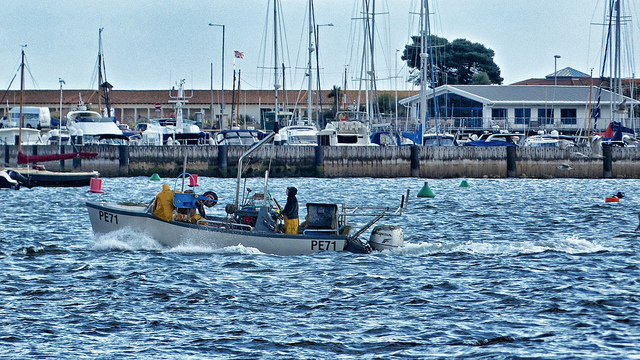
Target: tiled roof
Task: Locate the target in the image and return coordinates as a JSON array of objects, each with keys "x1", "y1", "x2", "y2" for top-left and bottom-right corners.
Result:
[{"x1": 0, "y1": 89, "x2": 418, "y2": 107}]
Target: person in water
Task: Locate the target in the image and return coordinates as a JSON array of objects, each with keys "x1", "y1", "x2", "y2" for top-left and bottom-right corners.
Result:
[
  {"x1": 153, "y1": 184, "x2": 175, "y2": 221},
  {"x1": 281, "y1": 187, "x2": 299, "y2": 234}
]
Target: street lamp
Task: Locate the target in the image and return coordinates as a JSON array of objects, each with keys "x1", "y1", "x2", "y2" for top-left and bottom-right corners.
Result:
[
  {"x1": 554, "y1": 54, "x2": 561, "y2": 86},
  {"x1": 209, "y1": 23, "x2": 225, "y2": 130},
  {"x1": 58, "y1": 78, "x2": 65, "y2": 131}
]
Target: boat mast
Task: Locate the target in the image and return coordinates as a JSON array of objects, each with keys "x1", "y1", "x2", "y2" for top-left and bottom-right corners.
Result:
[
  {"x1": 18, "y1": 47, "x2": 25, "y2": 154},
  {"x1": 274, "y1": 0, "x2": 281, "y2": 121},
  {"x1": 419, "y1": 1, "x2": 427, "y2": 143},
  {"x1": 98, "y1": 28, "x2": 103, "y2": 115},
  {"x1": 307, "y1": 0, "x2": 314, "y2": 124},
  {"x1": 613, "y1": 0, "x2": 622, "y2": 125},
  {"x1": 425, "y1": 0, "x2": 440, "y2": 143}
]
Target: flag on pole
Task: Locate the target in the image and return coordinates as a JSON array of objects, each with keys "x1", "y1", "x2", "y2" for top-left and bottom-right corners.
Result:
[{"x1": 234, "y1": 50, "x2": 244, "y2": 59}]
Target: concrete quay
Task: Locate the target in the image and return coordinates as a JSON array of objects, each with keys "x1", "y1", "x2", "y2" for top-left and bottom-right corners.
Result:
[{"x1": 4, "y1": 144, "x2": 640, "y2": 179}]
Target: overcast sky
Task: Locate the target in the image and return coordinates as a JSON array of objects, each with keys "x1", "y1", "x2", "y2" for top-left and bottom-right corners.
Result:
[{"x1": 0, "y1": 0, "x2": 638, "y2": 93}]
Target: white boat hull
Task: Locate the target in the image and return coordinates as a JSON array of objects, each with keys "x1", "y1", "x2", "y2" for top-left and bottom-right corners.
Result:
[{"x1": 87, "y1": 202, "x2": 349, "y2": 255}]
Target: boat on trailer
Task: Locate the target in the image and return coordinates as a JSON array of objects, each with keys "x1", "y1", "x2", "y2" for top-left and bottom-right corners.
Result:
[{"x1": 86, "y1": 132, "x2": 406, "y2": 255}]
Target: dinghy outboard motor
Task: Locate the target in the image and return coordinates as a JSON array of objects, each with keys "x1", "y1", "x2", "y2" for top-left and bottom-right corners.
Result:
[{"x1": 368, "y1": 225, "x2": 404, "y2": 251}]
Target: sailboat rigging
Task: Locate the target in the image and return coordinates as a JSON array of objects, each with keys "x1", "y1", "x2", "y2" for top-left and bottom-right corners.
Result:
[
  {"x1": 15, "y1": 49, "x2": 98, "y2": 165},
  {"x1": 592, "y1": 0, "x2": 638, "y2": 145}
]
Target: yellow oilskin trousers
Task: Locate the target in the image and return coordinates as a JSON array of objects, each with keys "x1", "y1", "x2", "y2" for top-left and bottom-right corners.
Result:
[{"x1": 284, "y1": 215, "x2": 299, "y2": 235}]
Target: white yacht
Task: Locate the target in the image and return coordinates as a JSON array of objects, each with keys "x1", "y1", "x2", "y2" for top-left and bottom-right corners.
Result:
[{"x1": 66, "y1": 104, "x2": 125, "y2": 145}]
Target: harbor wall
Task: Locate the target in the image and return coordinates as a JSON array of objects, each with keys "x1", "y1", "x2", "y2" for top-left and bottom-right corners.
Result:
[{"x1": 4, "y1": 144, "x2": 640, "y2": 179}]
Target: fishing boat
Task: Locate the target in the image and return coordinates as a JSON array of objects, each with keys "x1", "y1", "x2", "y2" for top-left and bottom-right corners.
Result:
[{"x1": 86, "y1": 132, "x2": 406, "y2": 255}]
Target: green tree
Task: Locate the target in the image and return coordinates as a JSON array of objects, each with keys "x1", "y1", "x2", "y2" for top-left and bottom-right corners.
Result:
[
  {"x1": 401, "y1": 35, "x2": 503, "y2": 86},
  {"x1": 377, "y1": 93, "x2": 396, "y2": 115},
  {"x1": 472, "y1": 72, "x2": 491, "y2": 85},
  {"x1": 327, "y1": 85, "x2": 342, "y2": 113}
]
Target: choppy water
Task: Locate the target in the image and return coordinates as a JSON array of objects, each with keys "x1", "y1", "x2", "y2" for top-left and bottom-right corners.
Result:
[{"x1": 1, "y1": 176, "x2": 640, "y2": 359}]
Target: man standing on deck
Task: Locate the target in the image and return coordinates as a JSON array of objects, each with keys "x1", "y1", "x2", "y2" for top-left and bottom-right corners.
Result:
[{"x1": 281, "y1": 187, "x2": 299, "y2": 234}]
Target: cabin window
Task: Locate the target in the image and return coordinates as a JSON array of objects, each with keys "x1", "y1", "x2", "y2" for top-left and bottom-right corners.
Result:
[
  {"x1": 514, "y1": 108, "x2": 531, "y2": 125},
  {"x1": 538, "y1": 108, "x2": 554, "y2": 125},
  {"x1": 560, "y1": 109, "x2": 577, "y2": 125}
]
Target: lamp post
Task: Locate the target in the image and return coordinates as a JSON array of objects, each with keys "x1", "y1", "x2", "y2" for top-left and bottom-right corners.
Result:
[
  {"x1": 58, "y1": 78, "x2": 65, "y2": 131},
  {"x1": 209, "y1": 23, "x2": 225, "y2": 130},
  {"x1": 554, "y1": 54, "x2": 561, "y2": 86}
]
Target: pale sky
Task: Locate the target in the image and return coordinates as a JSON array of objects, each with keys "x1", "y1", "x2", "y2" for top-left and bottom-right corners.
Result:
[{"x1": 0, "y1": 0, "x2": 638, "y2": 93}]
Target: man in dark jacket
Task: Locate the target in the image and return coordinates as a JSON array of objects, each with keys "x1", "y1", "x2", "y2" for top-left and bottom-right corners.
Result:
[{"x1": 281, "y1": 187, "x2": 299, "y2": 234}]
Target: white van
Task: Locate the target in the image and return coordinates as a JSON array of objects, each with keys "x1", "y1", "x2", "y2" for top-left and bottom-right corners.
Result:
[{"x1": 0, "y1": 107, "x2": 51, "y2": 129}]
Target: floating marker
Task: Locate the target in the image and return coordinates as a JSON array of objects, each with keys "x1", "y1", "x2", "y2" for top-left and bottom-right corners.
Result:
[
  {"x1": 605, "y1": 197, "x2": 620, "y2": 203},
  {"x1": 417, "y1": 181, "x2": 435, "y2": 198},
  {"x1": 189, "y1": 174, "x2": 200, "y2": 187},
  {"x1": 460, "y1": 180, "x2": 471, "y2": 187},
  {"x1": 88, "y1": 177, "x2": 104, "y2": 193},
  {"x1": 150, "y1": 173, "x2": 161, "y2": 181}
]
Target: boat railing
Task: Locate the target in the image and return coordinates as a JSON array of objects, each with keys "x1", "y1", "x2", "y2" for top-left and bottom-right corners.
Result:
[{"x1": 196, "y1": 218, "x2": 253, "y2": 231}]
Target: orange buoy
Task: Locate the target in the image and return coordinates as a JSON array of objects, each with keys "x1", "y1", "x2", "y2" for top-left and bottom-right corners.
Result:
[{"x1": 605, "y1": 197, "x2": 620, "y2": 203}]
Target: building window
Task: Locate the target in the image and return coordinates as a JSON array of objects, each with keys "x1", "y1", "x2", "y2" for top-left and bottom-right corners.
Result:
[
  {"x1": 492, "y1": 108, "x2": 507, "y2": 120},
  {"x1": 514, "y1": 108, "x2": 531, "y2": 125},
  {"x1": 538, "y1": 108, "x2": 554, "y2": 125},
  {"x1": 561, "y1": 108, "x2": 577, "y2": 125}
]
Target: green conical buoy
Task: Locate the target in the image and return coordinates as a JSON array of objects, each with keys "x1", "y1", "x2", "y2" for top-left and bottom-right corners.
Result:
[
  {"x1": 460, "y1": 180, "x2": 471, "y2": 187},
  {"x1": 150, "y1": 173, "x2": 161, "y2": 181},
  {"x1": 417, "y1": 181, "x2": 435, "y2": 198}
]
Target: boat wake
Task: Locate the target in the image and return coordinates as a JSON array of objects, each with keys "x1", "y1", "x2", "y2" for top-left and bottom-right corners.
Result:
[
  {"x1": 92, "y1": 227, "x2": 164, "y2": 251},
  {"x1": 167, "y1": 243, "x2": 263, "y2": 255},
  {"x1": 92, "y1": 227, "x2": 265, "y2": 254},
  {"x1": 384, "y1": 235, "x2": 610, "y2": 257}
]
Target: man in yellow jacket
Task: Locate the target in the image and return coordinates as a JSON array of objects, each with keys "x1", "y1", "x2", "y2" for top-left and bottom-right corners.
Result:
[{"x1": 153, "y1": 184, "x2": 175, "y2": 221}]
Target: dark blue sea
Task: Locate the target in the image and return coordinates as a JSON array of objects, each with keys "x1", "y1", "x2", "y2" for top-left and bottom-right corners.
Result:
[{"x1": 2, "y1": 176, "x2": 640, "y2": 359}]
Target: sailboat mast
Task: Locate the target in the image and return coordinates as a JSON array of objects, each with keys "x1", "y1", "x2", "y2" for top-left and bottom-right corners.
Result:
[
  {"x1": 98, "y1": 28, "x2": 103, "y2": 114},
  {"x1": 274, "y1": 0, "x2": 280, "y2": 118},
  {"x1": 613, "y1": 0, "x2": 622, "y2": 125},
  {"x1": 419, "y1": 0, "x2": 427, "y2": 142},
  {"x1": 307, "y1": 0, "x2": 314, "y2": 124},
  {"x1": 425, "y1": 0, "x2": 440, "y2": 143},
  {"x1": 18, "y1": 48, "x2": 25, "y2": 154}
]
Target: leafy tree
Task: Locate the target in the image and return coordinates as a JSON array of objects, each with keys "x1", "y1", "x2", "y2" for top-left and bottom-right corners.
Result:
[
  {"x1": 327, "y1": 85, "x2": 342, "y2": 113},
  {"x1": 472, "y1": 72, "x2": 491, "y2": 85},
  {"x1": 401, "y1": 35, "x2": 503, "y2": 86},
  {"x1": 377, "y1": 93, "x2": 396, "y2": 115}
]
